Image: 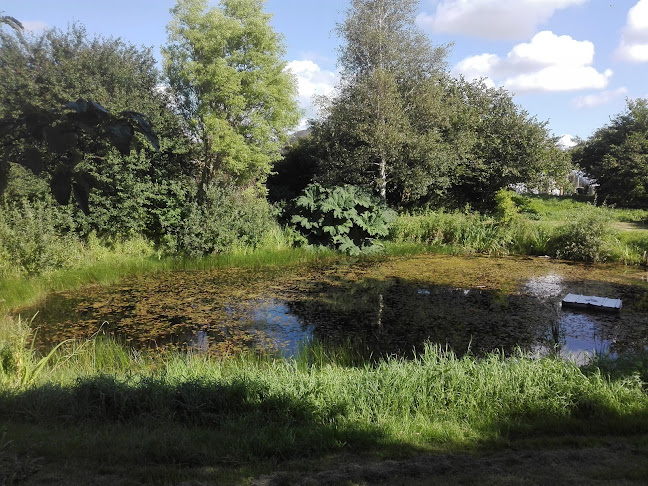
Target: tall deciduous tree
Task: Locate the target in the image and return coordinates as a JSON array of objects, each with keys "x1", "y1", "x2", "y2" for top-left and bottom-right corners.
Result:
[
  {"x1": 163, "y1": 0, "x2": 300, "y2": 199},
  {"x1": 310, "y1": 0, "x2": 458, "y2": 206},
  {"x1": 572, "y1": 98, "x2": 648, "y2": 207},
  {"x1": 450, "y1": 80, "x2": 570, "y2": 207}
]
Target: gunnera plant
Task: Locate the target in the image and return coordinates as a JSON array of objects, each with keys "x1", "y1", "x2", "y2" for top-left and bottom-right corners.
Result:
[{"x1": 289, "y1": 183, "x2": 395, "y2": 255}]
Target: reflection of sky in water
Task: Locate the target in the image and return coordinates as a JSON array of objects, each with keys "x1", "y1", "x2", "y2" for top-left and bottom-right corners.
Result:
[
  {"x1": 525, "y1": 274, "x2": 564, "y2": 298},
  {"x1": 191, "y1": 272, "x2": 631, "y2": 362},
  {"x1": 524, "y1": 273, "x2": 625, "y2": 364},
  {"x1": 555, "y1": 313, "x2": 614, "y2": 364},
  {"x1": 190, "y1": 298, "x2": 313, "y2": 357},
  {"x1": 248, "y1": 299, "x2": 314, "y2": 357}
]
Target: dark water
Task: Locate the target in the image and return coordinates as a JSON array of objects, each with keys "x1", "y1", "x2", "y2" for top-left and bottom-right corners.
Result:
[{"x1": 20, "y1": 255, "x2": 648, "y2": 362}]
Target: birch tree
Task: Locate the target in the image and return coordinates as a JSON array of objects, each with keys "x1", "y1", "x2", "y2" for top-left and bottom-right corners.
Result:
[{"x1": 314, "y1": 0, "x2": 452, "y2": 204}]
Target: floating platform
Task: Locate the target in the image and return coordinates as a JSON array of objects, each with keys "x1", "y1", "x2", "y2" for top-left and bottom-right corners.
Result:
[{"x1": 561, "y1": 293, "x2": 622, "y2": 312}]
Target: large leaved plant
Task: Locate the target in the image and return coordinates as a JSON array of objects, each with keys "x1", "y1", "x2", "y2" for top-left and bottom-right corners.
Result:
[{"x1": 290, "y1": 183, "x2": 395, "y2": 255}]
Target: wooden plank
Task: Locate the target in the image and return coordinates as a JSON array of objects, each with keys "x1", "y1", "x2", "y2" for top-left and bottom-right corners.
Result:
[{"x1": 561, "y1": 293, "x2": 622, "y2": 312}]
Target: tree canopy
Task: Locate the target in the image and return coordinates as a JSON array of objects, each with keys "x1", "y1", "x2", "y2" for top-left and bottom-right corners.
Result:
[
  {"x1": 163, "y1": 0, "x2": 300, "y2": 197},
  {"x1": 316, "y1": 0, "x2": 451, "y2": 203},
  {"x1": 572, "y1": 98, "x2": 648, "y2": 207},
  {"x1": 279, "y1": 0, "x2": 569, "y2": 210},
  {"x1": 0, "y1": 23, "x2": 190, "y2": 236}
]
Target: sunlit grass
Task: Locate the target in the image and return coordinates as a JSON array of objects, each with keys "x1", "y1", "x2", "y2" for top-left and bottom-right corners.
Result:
[
  {"x1": 390, "y1": 195, "x2": 648, "y2": 264},
  {"x1": 1, "y1": 325, "x2": 646, "y2": 467}
]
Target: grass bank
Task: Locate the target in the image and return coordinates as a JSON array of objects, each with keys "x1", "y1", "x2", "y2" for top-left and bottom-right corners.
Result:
[
  {"x1": 0, "y1": 245, "x2": 347, "y2": 314},
  {"x1": 1, "y1": 319, "x2": 647, "y2": 484},
  {"x1": 390, "y1": 195, "x2": 648, "y2": 264}
]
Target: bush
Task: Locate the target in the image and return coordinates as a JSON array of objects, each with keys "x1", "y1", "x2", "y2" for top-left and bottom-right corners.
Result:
[
  {"x1": 170, "y1": 182, "x2": 281, "y2": 257},
  {"x1": 494, "y1": 189, "x2": 519, "y2": 224},
  {"x1": 289, "y1": 183, "x2": 395, "y2": 255},
  {"x1": 0, "y1": 198, "x2": 82, "y2": 276},
  {"x1": 548, "y1": 206, "x2": 613, "y2": 262}
]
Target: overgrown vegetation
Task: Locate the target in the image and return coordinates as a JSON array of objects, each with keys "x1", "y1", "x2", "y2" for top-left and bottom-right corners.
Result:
[
  {"x1": 572, "y1": 98, "x2": 648, "y2": 207},
  {"x1": 2, "y1": 1, "x2": 648, "y2": 483},
  {"x1": 389, "y1": 194, "x2": 648, "y2": 264}
]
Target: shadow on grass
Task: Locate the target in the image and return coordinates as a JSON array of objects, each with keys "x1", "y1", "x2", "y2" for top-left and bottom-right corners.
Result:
[
  {"x1": 1, "y1": 371, "x2": 648, "y2": 484},
  {"x1": 0, "y1": 375, "x2": 400, "y2": 465}
]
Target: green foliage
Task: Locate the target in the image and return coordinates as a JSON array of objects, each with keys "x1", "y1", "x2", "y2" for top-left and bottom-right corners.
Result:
[
  {"x1": 0, "y1": 23, "x2": 171, "y2": 214},
  {"x1": 494, "y1": 189, "x2": 519, "y2": 224},
  {"x1": 573, "y1": 98, "x2": 648, "y2": 207},
  {"x1": 549, "y1": 206, "x2": 614, "y2": 262},
  {"x1": 311, "y1": 0, "x2": 457, "y2": 206},
  {"x1": 290, "y1": 183, "x2": 395, "y2": 255},
  {"x1": 389, "y1": 202, "x2": 622, "y2": 261},
  {"x1": 389, "y1": 210, "x2": 510, "y2": 254},
  {"x1": 449, "y1": 82, "x2": 570, "y2": 208},
  {"x1": 0, "y1": 336, "x2": 646, "y2": 466},
  {"x1": 164, "y1": 0, "x2": 300, "y2": 190},
  {"x1": 0, "y1": 198, "x2": 82, "y2": 276},
  {"x1": 310, "y1": 39, "x2": 567, "y2": 210},
  {"x1": 171, "y1": 181, "x2": 281, "y2": 257},
  {"x1": 70, "y1": 149, "x2": 193, "y2": 242}
]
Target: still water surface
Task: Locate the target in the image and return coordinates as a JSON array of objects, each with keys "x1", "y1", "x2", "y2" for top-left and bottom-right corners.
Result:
[{"x1": 22, "y1": 254, "x2": 648, "y2": 362}]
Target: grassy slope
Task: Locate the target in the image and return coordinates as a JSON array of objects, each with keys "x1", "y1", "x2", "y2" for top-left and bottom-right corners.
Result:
[{"x1": 2, "y1": 337, "x2": 648, "y2": 485}]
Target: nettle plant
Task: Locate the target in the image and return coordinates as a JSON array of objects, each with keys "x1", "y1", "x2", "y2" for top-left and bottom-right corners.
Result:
[{"x1": 290, "y1": 183, "x2": 395, "y2": 255}]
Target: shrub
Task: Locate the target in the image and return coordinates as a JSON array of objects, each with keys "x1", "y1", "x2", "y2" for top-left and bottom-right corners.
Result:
[
  {"x1": 548, "y1": 206, "x2": 613, "y2": 262},
  {"x1": 0, "y1": 198, "x2": 82, "y2": 276},
  {"x1": 494, "y1": 189, "x2": 519, "y2": 224},
  {"x1": 289, "y1": 183, "x2": 395, "y2": 255},
  {"x1": 171, "y1": 182, "x2": 281, "y2": 257}
]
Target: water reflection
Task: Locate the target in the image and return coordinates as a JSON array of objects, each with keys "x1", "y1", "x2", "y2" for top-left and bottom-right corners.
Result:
[
  {"x1": 522, "y1": 272, "x2": 646, "y2": 364},
  {"x1": 20, "y1": 255, "x2": 648, "y2": 362}
]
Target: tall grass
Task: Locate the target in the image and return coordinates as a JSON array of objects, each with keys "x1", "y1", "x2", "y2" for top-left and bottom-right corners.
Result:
[
  {"x1": 1, "y1": 323, "x2": 646, "y2": 464},
  {"x1": 390, "y1": 198, "x2": 648, "y2": 265}
]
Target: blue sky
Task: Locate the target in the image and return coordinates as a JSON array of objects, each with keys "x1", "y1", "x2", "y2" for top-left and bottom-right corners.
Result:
[{"x1": 4, "y1": 0, "x2": 648, "y2": 145}]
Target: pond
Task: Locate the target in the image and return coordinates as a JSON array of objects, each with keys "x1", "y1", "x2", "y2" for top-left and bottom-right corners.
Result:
[{"x1": 19, "y1": 254, "x2": 648, "y2": 362}]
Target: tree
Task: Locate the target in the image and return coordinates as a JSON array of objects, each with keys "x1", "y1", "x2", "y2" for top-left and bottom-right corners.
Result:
[
  {"x1": 572, "y1": 98, "x2": 648, "y2": 207},
  {"x1": 163, "y1": 0, "x2": 300, "y2": 200},
  {"x1": 312, "y1": 0, "x2": 451, "y2": 205},
  {"x1": 0, "y1": 23, "x2": 189, "y2": 237},
  {"x1": 449, "y1": 80, "x2": 570, "y2": 208}
]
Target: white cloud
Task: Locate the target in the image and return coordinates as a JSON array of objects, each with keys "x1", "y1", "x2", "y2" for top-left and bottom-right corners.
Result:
[
  {"x1": 572, "y1": 87, "x2": 628, "y2": 109},
  {"x1": 286, "y1": 60, "x2": 338, "y2": 127},
  {"x1": 21, "y1": 20, "x2": 48, "y2": 33},
  {"x1": 616, "y1": 0, "x2": 648, "y2": 62},
  {"x1": 286, "y1": 60, "x2": 337, "y2": 99},
  {"x1": 417, "y1": 0, "x2": 588, "y2": 40},
  {"x1": 452, "y1": 31, "x2": 612, "y2": 93},
  {"x1": 558, "y1": 134, "x2": 577, "y2": 149}
]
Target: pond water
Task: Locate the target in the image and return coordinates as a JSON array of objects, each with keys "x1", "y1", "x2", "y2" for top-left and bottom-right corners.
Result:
[{"x1": 20, "y1": 254, "x2": 648, "y2": 362}]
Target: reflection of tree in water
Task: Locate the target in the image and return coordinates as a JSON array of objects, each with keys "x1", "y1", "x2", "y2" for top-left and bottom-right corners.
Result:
[
  {"x1": 287, "y1": 277, "x2": 550, "y2": 360},
  {"x1": 23, "y1": 258, "x2": 648, "y2": 361}
]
